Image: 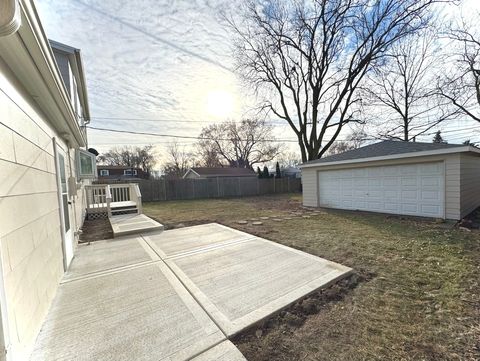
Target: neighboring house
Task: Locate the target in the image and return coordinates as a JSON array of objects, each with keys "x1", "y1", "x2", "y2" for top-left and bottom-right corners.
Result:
[
  {"x1": 282, "y1": 166, "x2": 301, "y2": 179},
  {"x1": 183, "y1": 167, "x2": 257, "y2": 179},
  {"x1": 0, "y1": 1, "x2": 95, "y2": 360},
  {"x1": 97, "y1": 165, "x2": 149, "y2": 180},
  {"x1": 300, "y1": 140, "x2": 480, "y2": 220}
]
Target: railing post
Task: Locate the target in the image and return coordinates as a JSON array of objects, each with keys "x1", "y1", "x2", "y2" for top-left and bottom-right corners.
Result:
[
  {"x1": 105, "y1": 185, "x2": 112, "y2": 218},
  {"x1": 133, "y1": 183, "x2": 143, "y2": 214}
]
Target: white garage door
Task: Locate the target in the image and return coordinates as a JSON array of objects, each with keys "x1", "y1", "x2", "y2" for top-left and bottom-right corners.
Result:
[{"x1": 318, "y1": 162, "x2": 445, "y2": 218}]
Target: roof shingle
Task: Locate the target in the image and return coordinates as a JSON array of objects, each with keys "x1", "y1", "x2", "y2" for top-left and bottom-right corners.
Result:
[
  {"x1": 303, "y1": 140, "x2": 466, "y2": 165},
  {"x1": 190, "y1": 167, "x2": 256, "y2": 177}
]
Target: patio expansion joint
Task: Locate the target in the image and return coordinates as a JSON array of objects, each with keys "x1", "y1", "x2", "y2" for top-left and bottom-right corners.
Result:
[
  {"x1": 60, "y1": 260, "x2": 161, "y2": 284},
  {"x1": 139, "y1": 234, "x2": 231, "y2": 340}
]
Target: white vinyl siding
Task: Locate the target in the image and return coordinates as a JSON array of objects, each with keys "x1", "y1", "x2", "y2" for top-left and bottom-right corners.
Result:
[
  {"x1": 460, "y1": 154, "x2": 480, "y2": 218},
  {"x1": 0, "y1": 57, "x2": 87, "y2": 360},
  {"x1": 301, "y1": 168, "x2": 318, "y2": 207}
]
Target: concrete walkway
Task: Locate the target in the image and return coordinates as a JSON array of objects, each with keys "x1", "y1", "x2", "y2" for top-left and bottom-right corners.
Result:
[{"x1": 31, "y1": 223, "x2": 351, "y2": 360}]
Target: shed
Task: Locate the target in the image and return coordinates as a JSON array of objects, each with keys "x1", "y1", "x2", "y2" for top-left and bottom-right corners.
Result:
[{"x1": 300, "y1": 140, "x2": 480, "y2": 220}]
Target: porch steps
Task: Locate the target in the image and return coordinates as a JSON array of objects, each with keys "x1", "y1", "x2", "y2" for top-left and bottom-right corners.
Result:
[
  {"x1": 109, "y1": 214, "x2": 164, "y2": 238},
  {"x1": 111, "y1": 206, "x2": 139, "y2": 216}
]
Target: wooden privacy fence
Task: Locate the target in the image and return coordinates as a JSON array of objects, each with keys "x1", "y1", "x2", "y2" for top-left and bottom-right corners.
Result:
[{"x1": 137, "y1": 177, "x2": 302, "y2": 202}]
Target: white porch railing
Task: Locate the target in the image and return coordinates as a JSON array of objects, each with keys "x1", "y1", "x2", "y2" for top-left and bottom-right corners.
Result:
[{"x1": 85, "y1": 183, "x2": 142, "y2": 217}]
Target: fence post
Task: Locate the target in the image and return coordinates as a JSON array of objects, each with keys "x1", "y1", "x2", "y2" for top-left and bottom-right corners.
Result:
[
  {"x1": 238, "y1": 177, "x2": 241, "y2": 197},
  {"x1": 192, "y1": 179, "x2": 195, "y2": 199},
  {"x1": 257, "y1": 178, "x2": 260, "y2": 195},
  {"x1": 287, "y1": 177, "x2": 290, "y2": 193},
  {"x1": 273, "y1": 177, "x2": 276, "y2": 193},
  {"x1": 163, "y1": 179, "x2": 167, "y2": 201},
  {"x1": 217, "y1": 177, "x2": 220, "y2": 198}
]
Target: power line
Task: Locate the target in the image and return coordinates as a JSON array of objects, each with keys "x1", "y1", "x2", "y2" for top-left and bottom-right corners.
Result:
[
  {"x1": 87, "y1": 125, "x2": 300, "y2": 143},
  {"x1": 90, "y1": 116, "x2": 289, "y2": 126}
]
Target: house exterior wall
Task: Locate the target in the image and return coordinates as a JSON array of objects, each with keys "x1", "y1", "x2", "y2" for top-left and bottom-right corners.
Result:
[
  {"x1": 0, "y1": 57, "x2": 85, "y2": 360},
  {"x1": 301, "y1": 168, "x2": 318, "y2": 207},
  {"x1": 459, "y1": 153, "x2": 480, "y2": 218},
  {"x1": 301, "y1": 154, "x2": 463, "y2": 220},
  {"x1": 97, "y1": 167, "x2": 148, "y2": 180}
]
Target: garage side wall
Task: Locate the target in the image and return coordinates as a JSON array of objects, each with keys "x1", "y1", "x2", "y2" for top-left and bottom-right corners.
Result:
[
  {"x1": 301, "y1": 168, "x2": 318, "y2": 207},
  {"x1": 301, "y1": 154, "x2": 462, "y2": 219},
  {"x1": 459, "y1": 154, "x2": 480, "y2": 218}
]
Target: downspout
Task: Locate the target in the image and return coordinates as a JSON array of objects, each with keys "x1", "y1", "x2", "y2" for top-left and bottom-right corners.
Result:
[{"x1": 0, "y1": 0, "x2": 21, "y2": 37}]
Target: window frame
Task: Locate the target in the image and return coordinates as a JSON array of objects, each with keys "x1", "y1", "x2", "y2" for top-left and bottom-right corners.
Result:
[
  {"x1": 123, "y1": 169, "x2": 137, "y2": 176},
  {"x1": 99, "y1": 169, "x2": 109, "y2": 176},
  {"x1": 76, "y1": 149, "x2": 97, "y2": 180}
]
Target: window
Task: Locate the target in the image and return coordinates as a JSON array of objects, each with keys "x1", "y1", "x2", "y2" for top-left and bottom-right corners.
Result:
[
  {"x1": 76, "y1": 149, "x2": 97, "y2": 179},
  {"x1": 123, "y1": 169, "x2": 138, "y2": 176},
  {"x1": 100, "y1": 169, "x2": 109, "y2": 176}
]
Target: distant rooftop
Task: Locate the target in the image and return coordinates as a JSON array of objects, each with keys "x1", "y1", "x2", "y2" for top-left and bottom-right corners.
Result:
[
  {"x1": 188, "y1": 167, "x2": 256, "y2": 177},
  {"x1": 304, "y1": 140, "x2": 466, "y2": 165}
]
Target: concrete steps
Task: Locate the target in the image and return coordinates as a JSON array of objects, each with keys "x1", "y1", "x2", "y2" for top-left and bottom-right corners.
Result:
[{"x1": 109, "y1": 214, "x2": 164, "y2": 238}]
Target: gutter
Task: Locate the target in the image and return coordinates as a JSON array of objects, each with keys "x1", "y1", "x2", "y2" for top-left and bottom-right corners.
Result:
[
  {"x1": 0, "y1": 0, "x2": 21, "y2": 37},
  {"x1": 299, "y1": 145, "x2": 480, "y2": 169}
]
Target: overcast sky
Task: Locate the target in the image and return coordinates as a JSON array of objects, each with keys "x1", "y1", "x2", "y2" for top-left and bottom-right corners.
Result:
[{"x1": 36, "y1": 0, "x2": 480, "y2": 167}]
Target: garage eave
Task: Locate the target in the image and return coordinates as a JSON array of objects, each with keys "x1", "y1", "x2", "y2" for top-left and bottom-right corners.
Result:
[{"x1": 300, "y1": 146, "x2": 480, "y2": 169}]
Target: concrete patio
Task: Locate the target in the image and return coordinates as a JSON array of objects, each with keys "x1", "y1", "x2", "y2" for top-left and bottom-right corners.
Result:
[{"x1": 30, "y1": 223, "x2": 351, "y2": 360}]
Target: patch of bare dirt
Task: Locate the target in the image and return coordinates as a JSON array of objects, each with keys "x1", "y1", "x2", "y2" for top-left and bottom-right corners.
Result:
[
  {"x1": 232, "y1": 271, "x2": 374, "y2": 361},
  {"x1": 79, "y1": 218, "x2": 113, "y2": 243}
]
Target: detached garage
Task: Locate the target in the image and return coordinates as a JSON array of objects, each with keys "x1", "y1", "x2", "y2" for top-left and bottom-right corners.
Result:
[{"x1": 300, "y1": 141, "x2": 480, "y2": 220}]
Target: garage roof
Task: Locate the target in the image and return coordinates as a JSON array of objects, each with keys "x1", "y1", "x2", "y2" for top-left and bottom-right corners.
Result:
[{"x1": 301, "y1": 140, "x2": 478, "y2": 168}]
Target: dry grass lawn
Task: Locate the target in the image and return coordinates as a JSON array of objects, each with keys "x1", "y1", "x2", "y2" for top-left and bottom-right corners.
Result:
[{"x1": 143, "y1": 194, "x2": 480, "y2": 361}]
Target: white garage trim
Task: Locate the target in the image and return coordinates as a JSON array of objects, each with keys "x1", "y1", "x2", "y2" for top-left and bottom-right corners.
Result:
[
  {"x1": 300, "y1": 145, "x2": 479, "y2": 169},
  {"x1": 317, "y1": 161, "x2": 446, "y2": 218}
]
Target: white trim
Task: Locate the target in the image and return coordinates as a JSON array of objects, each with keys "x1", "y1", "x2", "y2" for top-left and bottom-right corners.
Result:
[
  {"x1": 300, "y1": 146, "x2": 480, "y2": 169},
  {"x1": 0, "y1": 0, "x2": 87, "y2": 146},
  {"x1": 182, "y1": 169, "x2": 200, "y2": 179},
  {"x1": 76, "y1": 149, "x2": 96, "y2": 179},
  {"x1": 123, "y1": 169, "x2": 137, "y2": 176}
]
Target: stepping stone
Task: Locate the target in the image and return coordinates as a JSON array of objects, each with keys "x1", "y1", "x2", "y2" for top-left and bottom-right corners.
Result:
[
  {"x1": 252, "y1": 221, "x2": 263, "y2": 226},
  {"x1": 260, "y1": 217, "x2": 269, "y2": 220},
  {"x1": 302, "y1": 215, "x2": 311, "y2": 218},
  {"x1": 249, "y1": 218, "x2": 259, "y2": 221},
  {"x1": 283, "y1": 217, "x2": 292, "y2": 220},
  {"x1": 272, "y1": 219, "x2": 283, "y2": 222},
  {"x1": 237, "y1": 220, "x2": 248, "y2": 225}
]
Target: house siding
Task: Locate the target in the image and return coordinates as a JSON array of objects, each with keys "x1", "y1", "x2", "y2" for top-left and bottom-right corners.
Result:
[
  {"x1": 459, "y1": 154, "x2": 480, "y2": 218},
  {"x1": 301, "y1": 168, "x2": 318, "y2": 207},
  {"x1": 301, "y1": 154, "x2": 462, "y2": 219},
  {"x1": 0, "y1": 58, "x2": 84, "y2": 359}
]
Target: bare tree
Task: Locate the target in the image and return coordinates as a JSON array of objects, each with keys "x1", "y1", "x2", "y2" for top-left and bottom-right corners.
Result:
[
  {"x1": 432, "y1": 130, "x2": 447, "y2": 143},
  {"x1": 197, "y1": 118, "x2": 280, "y2": 168},
  {"x1": 98, "y1": 145, "x2": 156, "y2": 176},
  {"x1": 228, "y1": 0, "x2": 442, "y2": 162},
  {"x1": 163, "y1": 141, "x2": 194, "y2": 179},
  {"x1": 327, "y1": 128, "x2": 368, "y2": 155},
  {"x1": 277, "y1": 151, "x2": 302, "y2": 168},
  {"x1": 196, "y1": 144, "x2": 224, "y2": 168},
  {"x1": 363, "y1": 31, "x2": 457, "y2": 141},
  {"x1": 437, "y1": 21, "x2": 480, "y2": 122}
]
